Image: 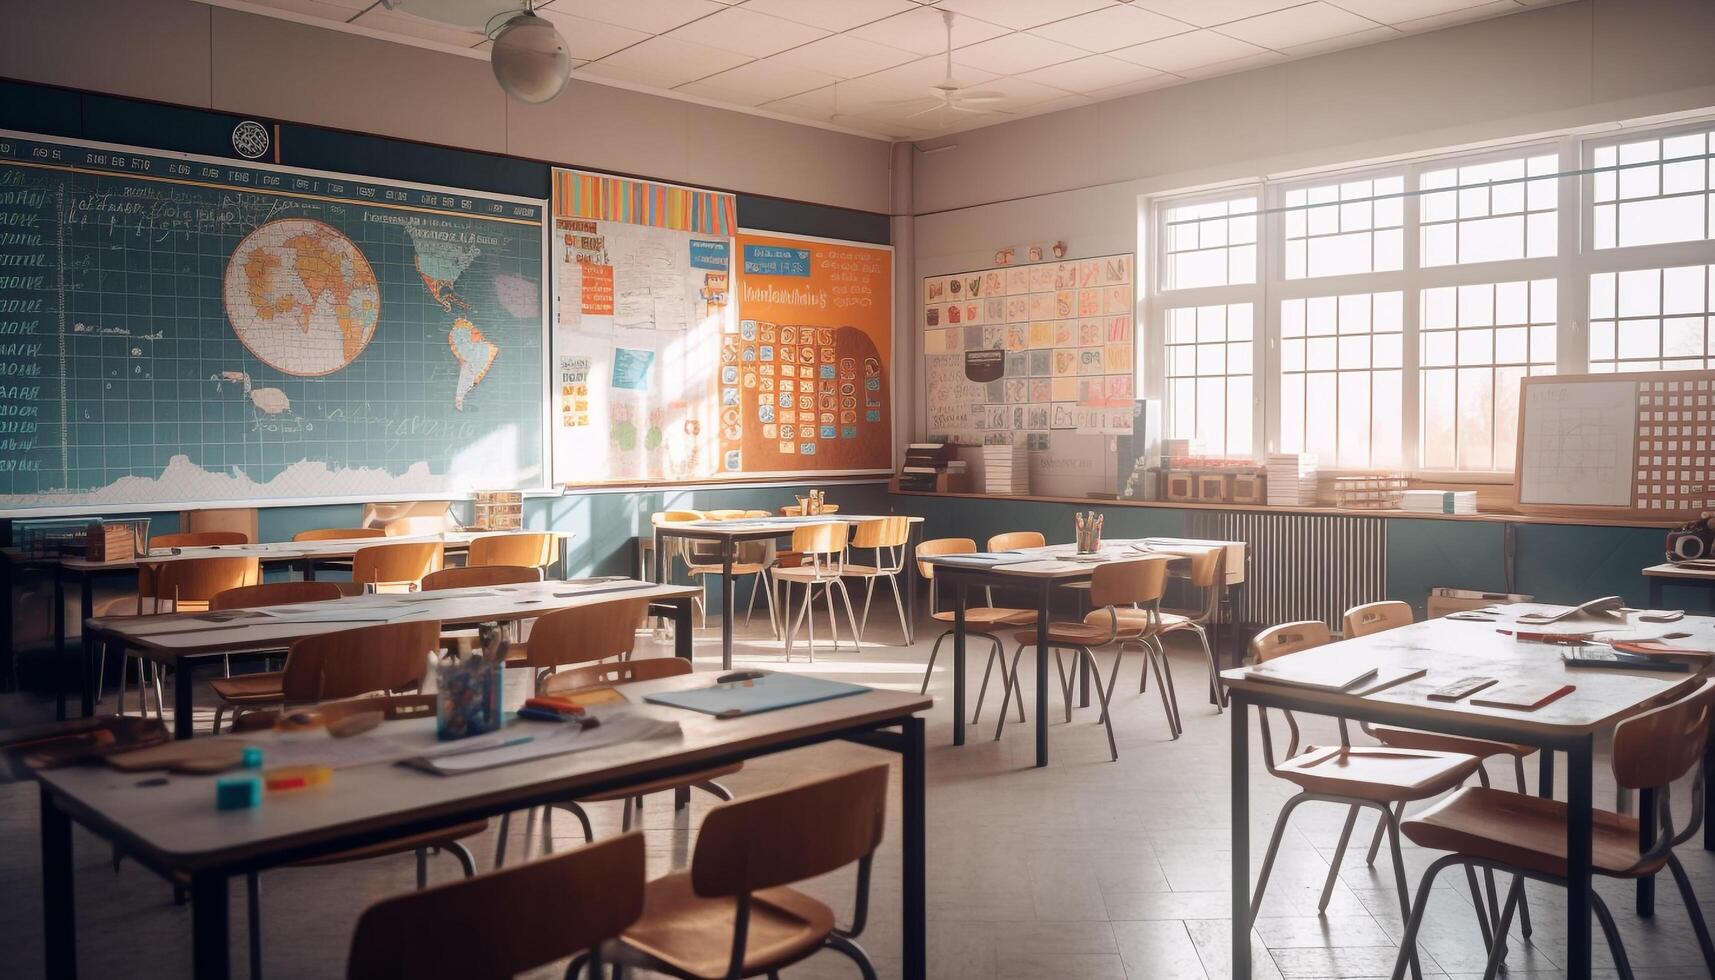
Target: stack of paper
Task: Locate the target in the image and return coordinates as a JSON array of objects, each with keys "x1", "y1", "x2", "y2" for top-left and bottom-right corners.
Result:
[
  {"x1": 982, "y1": 445, "x2": 1030, "y2": 495},
  {"x1": 1401, "y1": 490, "x2": 1477, "y2": 515},
  {"x1": 1266, "y1": 454, "x2": 1319, "y2": 505}
]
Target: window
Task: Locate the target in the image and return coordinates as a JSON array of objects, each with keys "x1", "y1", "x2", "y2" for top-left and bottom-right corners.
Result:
[
  {"x1": 1282, "y1": 176, "x2": 1404, "y2": 279},
  {"x1": 1164, "y1": 303, "x2": 1253, "y2": 455},
  {"x1": 1163, "y1": 196, "x2": 1258, "y2": 289},
  {"x1": 1589, "y1": 265, "x2": 1715, "y2": 371},
  {"x1": 1279, "y1": 292, "x2": 1402, "y2": 467},
  {"x1": 1592, "y1": 130, "x2": 1715, "y2": 249},
  {"x1": 1421, "y1": 154, "x2": 1558, "y2": 265},
  {"x1": 1420, "y1": 280, "x2": 1556, "y2": 470}
]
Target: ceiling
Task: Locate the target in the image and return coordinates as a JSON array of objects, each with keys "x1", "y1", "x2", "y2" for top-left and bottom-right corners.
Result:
[{"x1": 202, "y1": 0, "x2": 1567, "y2": 141}]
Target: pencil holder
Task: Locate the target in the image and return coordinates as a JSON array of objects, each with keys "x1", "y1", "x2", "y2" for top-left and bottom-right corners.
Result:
[
  {"x1": 435, "y1": 654, "x2": 504, "y2": 741},
  {"x1": 1075, "y1": 513, "x2": 1103, "y2": 553}
]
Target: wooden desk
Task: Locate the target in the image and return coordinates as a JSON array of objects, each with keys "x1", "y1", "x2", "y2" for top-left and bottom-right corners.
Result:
[
  {"x1": 1219, "y1": 613, "x2": 1714, "y2": 980},
  {"x1": 35, "y1": 671, "x2": 931, "y2": 980},
  {"x1": 1644, "y1": 561, "x2": 1715, "y2": 610},
  {"x1": 4, "y1": 530, "x2": 571, "y2": 722},
  {"x1": 652, "y1": 515, "x2": 926, "y2": 670},
  {"x1": 85, "y1": 579, "x2": 696, "y2": 740},
  {"x1": 924, "y1": 538, "x2": 1243, "y2": 766}
]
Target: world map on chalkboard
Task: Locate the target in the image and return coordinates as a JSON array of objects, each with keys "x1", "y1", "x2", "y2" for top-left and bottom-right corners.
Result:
[{"x1": 0, "y1": 131, "x2": 546, "y2": 510}]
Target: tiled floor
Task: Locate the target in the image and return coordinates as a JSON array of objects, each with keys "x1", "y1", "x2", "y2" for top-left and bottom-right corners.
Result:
[{"x1": 0, "y1": 606, "x2": 1710, "y2": 979}]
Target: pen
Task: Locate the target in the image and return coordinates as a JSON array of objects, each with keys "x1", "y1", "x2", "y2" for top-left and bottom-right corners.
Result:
[{"x1": 435, "y1": 734, "x2": 534, "y2": 758}]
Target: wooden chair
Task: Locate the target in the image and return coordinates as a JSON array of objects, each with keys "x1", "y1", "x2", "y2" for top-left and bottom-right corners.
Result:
[
  {"x1": 591, "y1": 763, "x2": 888, "y2": 980},
  {"x1": 211, "y1": 581, "x2": 342, "y2": 610},
  {"x1": 108, "y1": 555, "x2": 262, "y2": 720},
  {"x1": 208, "y1": 619, "x2": 440, "y2": 734},
  {"x1": 771, "y1": 522, "x2": 861, "y2": 662},
  {"x1": 999, "y1": 559, "x2": 1175, "y2": 759},
  {"x1": 1387, "y1": 678, "x2": 1715, "y2": 980},
  {"x1": 422, "y1": 564, "x2": 540, "y2": 591},
  {"x1": 842, "y1": 517, "x2": 914, "y2": 645},
  {"x1": 179, "y1": 508, "x2": 257, "y2": 543},
  {"x1": 467, "y1": 531, "x2": 556, "y2": 570},
  {"x1": 347, "y1": 831, "x2": 644, "y2": 980},
  {"x1": 382, "y1": 515, "x2": 452, "y2": 537},
  {"x1": 1343, "y1": 600, "x2": 1413, "y2": 637},
  {"x1": 1245, "y1": 621, "x2": 1488, "y2": 980},
  {"x1": 685, "y1": 527, "x2": 780, "y2": 638},
  {"x1": 347, "y1": 540, "x2": 443, "y2": 594},
  {"x1": 652, "y1": 510, "x2": 707, "y2": 624},
  {"x1": 292, "y1": 527, "x2": 385, "y2": 542},
  {"x1": 986, "y1": 530, "x2": 1044, "y2": 552},
  {"x1": 150, "y1": 530, "x2": 250, "y2": 550},
  {"x1": 778, "y1": 503, "x2": 839, "y2": 516},
  {"x1": 913, "y1": 538, "x2": 1036, "y2": 725},
  {"x1": 1153, "y1": 546, "x2": 1229, "y2": 712}
]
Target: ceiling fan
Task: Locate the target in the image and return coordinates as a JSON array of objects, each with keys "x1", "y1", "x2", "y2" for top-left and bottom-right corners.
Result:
[{"x1": 884, "y1": 10, "x2": 1010, "y2": 127}]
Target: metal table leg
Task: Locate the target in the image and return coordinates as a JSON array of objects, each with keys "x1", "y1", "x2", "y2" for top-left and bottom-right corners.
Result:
[
  {"x1": 901, "y1": 715, "x2": 926, "y2": 980},
  {"x1": 1565, "y1": 736, "x2": 1594, "y2": 979},
  {"x1": 41, "y1": 784, "x2": 76, "y2": 980},
  {"x1": 903, "y1": 522, "x2": 918, "y2": 645},
  {"x1": 1648, "y1": 577, "x2": 1663, "y2": 608},
  {"x1": 1035, "y1": 579, "x2": 1051, "y2": 768},
  {"x1": 720, "y1": 539, "x2": 735, "y2": 672},
  {"x1": 190, "y1": 870, "x2": 230, "y2": 980},
  {"x1": 78, "y1": 577, "x2": 94, "y2": 717},
  {"x1": 53, "y1": 566, "x2": 66, "y2": 721},
  {"x1": 1230, "y1": 694, "x2": 1251, "y2": 980},
  {"x1": 951, "y1": 579, "x2": 967, "y2": 747},
  {"x1": 1637, "y1": 787, "x2": 1657, "y2": 915},
  {"x1": 672, "y1": 597, "x2": 693, "y2": 662},
  {"x1": 1538, "y1": 750, "x2": 1554, "y2": 800},
  {"x1": 174, "y1": 656, "x2": 197, "y2": 740}
]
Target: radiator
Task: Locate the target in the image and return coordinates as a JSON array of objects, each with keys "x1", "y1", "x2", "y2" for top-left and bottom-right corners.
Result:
[{"x1": 1185, "y1": 511, "x2": 1388, "y2": 631}]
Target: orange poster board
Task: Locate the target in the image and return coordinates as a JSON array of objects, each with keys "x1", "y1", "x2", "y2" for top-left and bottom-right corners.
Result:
[{"x1": 730, "y1": 232, "x2": 893, "y2": 476}]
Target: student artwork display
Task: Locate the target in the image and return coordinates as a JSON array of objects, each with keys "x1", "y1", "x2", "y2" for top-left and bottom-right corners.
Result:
[
  {"x1": 923, "y1": 254, "x2": 1135, "y2": 449},
  {"x1": 730, "y1": 232, "x2": 894, "y2": 476}
]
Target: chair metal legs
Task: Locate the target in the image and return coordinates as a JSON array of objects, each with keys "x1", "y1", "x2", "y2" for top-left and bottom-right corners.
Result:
[
  {"x1": 782, "y1": 578, "x2": 862, "y2": 662},
  {"x1": 1667, "y1": 852, "x2": 1715, "y2": 973},
  {"x1": 970, "y1": 635, "x2": 1023, "y2": 725},
  {"x1": 994, "y1": 639, "x2": 1176, "y2": 752},
  {"x1": 824, "y1": 931, "x2": 880, "y2": 980}
]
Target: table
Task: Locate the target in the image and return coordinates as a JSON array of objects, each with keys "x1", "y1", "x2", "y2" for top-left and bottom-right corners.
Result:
[
  {"x1": 924, "y1": 537, "x2": 1243, "y2": 766},
  {"x1": 35, "y1": 669, "x2": 930, "y2": 980},
  {"x1": 1220, "y1": 611, "x2": 1714, "y2": 980},
  {"x1": 85, "y1": 579, "x2": 696, "y2": 740},
  {"x1": 652, "y1": 515, "x2": 925, "y2": 671},
  {"x1": 2, "y1": 530, "x2": 570, "y2": 722},
  {"x1": 1645, "y1": 561, "x2": 1715, "y2": 610}
]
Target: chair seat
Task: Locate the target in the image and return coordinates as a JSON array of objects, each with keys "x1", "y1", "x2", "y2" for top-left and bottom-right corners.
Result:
[
  {"x1": 931, "y1": 607, "x2": 1037, "y2": 630},
  {"x1": 579, "y1": 763, "x2": 743, "y2": 802},
  {"x1": 771, "y1": 566, "x2": 839, "y2": 583},
  {"x1": 291, "y1": 820, "x2": 489, "y2": 868},
  {"x1": 686, "y1": 563, "x2": 770, "y2": 577},
  {"x1": 1274, "y1": 745, "x2": 1482, "y2": 803},
  {"x1": 619, "y1": 871, "x2": 835, "y2": 979},
  {"x1": 208, "y1": 671, "x2": 285, "y2": 704},
  {"x1": 1370, "y1": 726, "x2": 1535, "y2": 759},
  {"x1": 1013, "y1": 620, "x2": 1141, "y2": 647},
  {"x1": 1403, "y1": 786, "x2": 1659, "y2": 879},
  {"x1": 839, "y1": 564, "x2": 901, "y2": 578}
]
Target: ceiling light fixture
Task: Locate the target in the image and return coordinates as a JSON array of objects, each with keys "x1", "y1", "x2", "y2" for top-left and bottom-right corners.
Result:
[{"x1": 486, "y1": 1, "x2": 571, "y2": 104}]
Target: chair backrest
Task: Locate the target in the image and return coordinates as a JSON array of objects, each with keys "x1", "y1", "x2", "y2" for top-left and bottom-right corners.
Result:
[
  {"x1": 293, "y1": 527, "x2": 386, "y2": 543},
  {"x1": 790, "y1": 521, "x2": 849, "y2": 557},
  {"x1": 1248, "y1": 620, "x2": 1333, "y2": 663},
  {"x1": 150, "y1": 531, "x2": 250, "y2": 549},
  {"x1": 1344, "y1": 600, "x2": 1413, "y2": 638},
  {"x1": 210, "y1": 581, "x2": 341, "y2": 611},
  {"x1": 915, "y1": 537, "x2": 977, "y2": 580},
  {"x1": 987, "y1": 530, "x2": 1044, "y2": 552},
  {"x1": 468, "y1": 532, "x2": 555, "y2": 569},
  {"x1": 151, "y1": 557, "x2": 261, "y2": 609},
  {"x1": 1184, "y1": 546, "x2": 1226, "y2": 589},
  {"x1": 653, "y1": 509, "x2": 704, "y2": 525},
  {"x1": 692, "y1": 762, "x2": 888, "y2": 898},
  {"x1": 383, "y1": 516, "x2": 449, "y2": 537},
  {"x1": 702, "y1": 508, "x2": 748, "y2": 521},
  {"x1": 422, "y1": 564, "x2": 540, "y2": 591},
  {"x1": 851, "y1": 516, "x2": 911, "y2": 550},
  {"x1": 280, "y1": 620, "x2": 440, "y2": 703},
  {"x1": 541, "y1": 655, "x2": 690, "y2": 696},
  {"x1": 521, "y1": 597, "x2": 652, "y2": 670},
  {"x1": 180, "y1": 508, "x2": 257, "y2": 543},
  {"x1": 362, "y1": 500, "x2": 453, "y2": 533},
  {"x1": 352, "y1": 541, "x2": 444, "y2": 587},
  {"x1": 779, "y1": 504, "x2": 839, "y2": 516},
  {"x1": 1088, "y1": 557, "x2": 1171, "y2": 609},
  {"x1": 1613, "y1": 678, "x2": 1714, "y2": 790},
  {"x1": 346, "y1": 832, "x2": 644, "y2": 980}
]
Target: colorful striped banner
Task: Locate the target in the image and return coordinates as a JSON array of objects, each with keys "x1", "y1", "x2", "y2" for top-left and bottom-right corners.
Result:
[{"x1": 552, "y1": 168, "x2": 736, "y2": 236}]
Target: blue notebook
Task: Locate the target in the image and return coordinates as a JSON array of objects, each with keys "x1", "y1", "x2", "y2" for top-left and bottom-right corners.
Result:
[{"x1": 643, "y1": 673, "x2": 868, "y2": 717}]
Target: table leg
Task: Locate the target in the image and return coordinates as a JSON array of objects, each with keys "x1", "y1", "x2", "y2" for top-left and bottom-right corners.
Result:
[
  {"x1": 1704, "y1": 739, "x2": 1713, "y2": 851},
  {"x1": 78, "y1": 578, "x2": 94, "y2": 717},
  {"x1": 1230, "y1": 694, "x2": 1251, "y2": 980},
  {"x1": 903, "y1": 523, "x2": 918, "y2": 645},
  {"x1": 1035, "y1": 580, "x2": 1051, "y2": 768},
  {"x1": 190, "y1": 870, "x2": 230, "y2": 980},
  {"x1": 951, "y1": 580, "x2": 966, "y2": 747},
  {"x1": 41, "y1": 784, "x2": 76, "y2": 980},
  {"x1": 901, "y1": 714, "x2": 926, "y2": 980},
  {"x1": 1648, "y1": 577, "x2": 1663, "y2": 608},
  {"x1": 1636, "y1": 787, "x2": 1657, "y2": 915},
  {"x1": 1, "y1": 553, "x2": 15, "y2": 693},
  {"x1": 301, "y1": 557, "x2": 314, "y2": 582},
  {"x1": 653, "y1": 528, "x2": 664, "y2": 585},
  {"x1": 1538, "y1": 750, "x2": 1554, "y2": 800},
  {"x1": 1565, "y1": 736, "x2": 1594, "y2": 980},
  {"x1": 174, "y1": 657, "x2": 196, "y2": 740},
  {"x1": 673, "y1": 597, "x2": 693, "y2": 662},
  {"x1": 720, "y1": 540, "x2": 735, "y2": 672},
  {"x1": 53, "y1": 567, "x2": 66, "y2": 721}
]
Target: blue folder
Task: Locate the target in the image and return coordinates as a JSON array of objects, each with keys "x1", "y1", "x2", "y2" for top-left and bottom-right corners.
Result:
[{"x1": 643, "y1": 673, "x2": 868, "y2": 717}]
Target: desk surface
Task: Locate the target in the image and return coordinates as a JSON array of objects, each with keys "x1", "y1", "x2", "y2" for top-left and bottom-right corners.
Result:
[
  {"x1": 1644, "y1": 561, "x2": 1715, "y2": 581},
  {"x1": 32, "y1": 529, "x2": 571, "y2": 573},
  {"x1": 657, "y1": 514, "x2": 924, "y2": 538},
  {"x1": 1221, "y1": 610, "x2": 1711, "y2": 736},
  {"x1": 925, "y1": 537, "x2": 1243, "y2": 582},
  {"x1": 38, "y1": 671, "x2": 931, "y2": 871},
  {"x1": 87, "y1": 579, "x2": 696, "y2": 659}
]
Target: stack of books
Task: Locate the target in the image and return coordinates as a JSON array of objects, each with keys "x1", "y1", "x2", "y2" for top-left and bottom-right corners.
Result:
[
  {"x1": 1400, "y1": 490, "x2": 1477, "y2": 515},
  {"x1": 982, "y1": 445, "x2": 1030, "y2": 495},
  {"x1": 898, "y1": 443, "x2": 966, "y2": 492},
  {"x1": 1266, "y1": 453, "x2": 1319, "y2": 506}
]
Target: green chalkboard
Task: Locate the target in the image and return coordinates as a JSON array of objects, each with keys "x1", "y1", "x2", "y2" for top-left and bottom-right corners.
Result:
[{"x1": 0, "y1": 130, "x2": 546, "y2": 512}]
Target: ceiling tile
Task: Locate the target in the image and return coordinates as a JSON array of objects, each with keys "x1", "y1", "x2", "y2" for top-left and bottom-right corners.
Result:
[
  {"x1": 577, "y1": 35, "x2": 750, "y2": 88},
  {"x1": 1217, "y1": 2, "x2": 1382, "y2": 49},
  {"x1": 1277, "y1": 24, "x2": 1397, "y2": 56},
  {"x1": 556, "y1": 0, "x2": 726, "y2": 36},
  {"x1": 534, "y1": 10, "x2": 651, "y2": 62},
  {"x1": 665, "y1": 6, "x2": 828, "y2": 58},
  {"x1": 1327, "y1": 0, "x2": 1498, "y2": 24},
  {"x1": 1130, "y1": 0, "x2": 1305, "y2": 28},
  {"x1": 953, "y1": 32, "x2": 1087, "y2": 74},
  {"x1": 846, "y1": 7, "x2": 1009, "y2": 56},
  {"x1": 936, "y1": 0, "x2": 1114, "y2": 31},
  {"x1": 1393, "y1": 0, "x2": 1527, "y2": 32},
  {"x1": 1178, "y1": 48, "x2": 1287, "y2": 77},
  {"x1": 850, "y1": 54, "x2": 999, "y2": 97},
  {"x1": 1029, "y1": 5, "x2": 1195, "y2": 52},
  {"x1": 1110, "y1": 30, "x2": 1268, "y2": 72},
  {"x1": 962, "y1": 75, "x2": 1080, "y2": 108},
  {"x1": 242, "y1": 0, "x2": 368, "y2": 22},
  {"x1": 1085, "y1": 74, "x2": 1183, "y2": 100},
  {"x1": 1021, "y1": 54, "x2": 1163, "y2": 93},
  {"x1": 739, "y1": 0, "x2": 918, "y2": 33},
  {"x1": 769, "y1": 33, "x2": 919, "y2": 78},
  {"x1": 348, "y1": 7, "x2": 483, "y2": 47},
  {"x1": 682, "y1": 59, "x2": 837, "y2": 101}
]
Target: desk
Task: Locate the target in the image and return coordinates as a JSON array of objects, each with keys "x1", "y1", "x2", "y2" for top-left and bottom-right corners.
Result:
[
  {"x1": 35, "y1": 670, "x2": 931, "y2": 980},
  {"x1": 925, "y1": 538, "x2": 1242, "y2": 766},
  {"x1": 652, "y1": 516, "x2": 925, "y2": 670},
  {"x1": 85, "y1": 579, "x2": 696, "y2": 740},
  {"x1": 1220, "y1": 612, "x2": 1713, "y2": 980},
  {"x1": 4, "y1": 530, "x2": 570, "y2": 722},
  {"x1": 1645, "y1": 561, "x2": 1715, "y2": 610}
]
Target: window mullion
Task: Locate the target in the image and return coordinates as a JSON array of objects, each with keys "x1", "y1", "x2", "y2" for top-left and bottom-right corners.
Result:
[
  {"x1": 1561, "y1": 136, "x2": 1588, "y2": 374},
  {"x1": 1402, "y1": 161, "x2": 1423, "y2": 472}
]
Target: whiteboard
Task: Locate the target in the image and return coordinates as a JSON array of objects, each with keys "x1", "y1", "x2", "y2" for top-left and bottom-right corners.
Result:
[{"x1": 1517, "y1": 379, "x2": 1637, "y2": 507}]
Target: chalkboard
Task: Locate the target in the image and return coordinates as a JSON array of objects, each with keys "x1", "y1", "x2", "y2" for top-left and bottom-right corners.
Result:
[{"x1": 0, "y1": 130, "x2": 548, "y2": 513}]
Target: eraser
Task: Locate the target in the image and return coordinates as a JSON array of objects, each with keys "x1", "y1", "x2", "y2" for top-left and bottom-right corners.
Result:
[
  {"x1": 241, "y1": 746, "x2": 264, "y2": 769},
  {"x1": 263, "y1": 765, "x2": 332, "y2": 792},
  {"x1": 216, "y1": 776, "x2": 262, "y2": 811}
]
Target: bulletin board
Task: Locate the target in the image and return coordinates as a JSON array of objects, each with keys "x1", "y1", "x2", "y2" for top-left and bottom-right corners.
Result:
[
  {"x1": 730, "y1": 231, "x2": 893, "y2": 476},
  {"x1": 923, "y1": 254, "x2": 1136, "y2": 449}
]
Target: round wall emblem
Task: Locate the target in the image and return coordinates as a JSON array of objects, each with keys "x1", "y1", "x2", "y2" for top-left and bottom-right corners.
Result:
[{"x1": 231, "y1": 120, "x2": 270, "y2": 160}]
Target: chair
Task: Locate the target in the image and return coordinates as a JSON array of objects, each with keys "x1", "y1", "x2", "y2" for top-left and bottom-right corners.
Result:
[
  {"x1": 108, "y1": 555, "x2": 262, "y2": 719},
  {"x1": 382, "y1": 515, "x2": 453, "y2": 537},
  {"x1": 987, "y1": 530, "x2": 1044, "y2": 552},
  {"x1": 1245, "y1": 621, "x2": 1488, "y2": 980},
  {"x1": 1344, "y1": 600, "x2": 1413, "y2": 637},
  {"x1": 778, "y1": 503, "x2": 839, "y2": 516},
  {"x1": 1152, "y1": 546, "x2": 1229, "y2": 712},
  {"x1": 179, "y1": 508, "x2": 257, "y2": 543},
  {"x1": 347, "y1": 540, "x2": 443, "y2": 594},
  {"x1": 1387, "y1": 678, "x2": 1715, "y2": 980},
  {"x1": 685, "y1": 518, "x2": 780, "y2": 638},
  {"x1": 149, "y1": 530, "x2": 250, "y2": 550},
  {"x1": 211, "y1": 581, "x2": 342, "y2": 610},
  {"x1": 346, "y1": 831, "x2": 644, "y2": 980},
  {"x1": 588, "y1": 763, "x2": 888, "y2": 980},
  {"x1": 842, "y1": 517, "x2": 914, "y2": 645},
  {"x1": 467, "y1": 531, "x2": 556, "y2": 571},
  {"x1": 913, "y1": 538, "x2": 1035, "y2": 724},
  {"x1": 421, "y1": 564, "x2": 540, "y2": 591},
  {"x1": 1000, "y1": 559, "x2": 1176, "y2": 760},
  {"x1": 208, "y1": 619, "x2": 440, "y2": 734},
  {"x1": 652, "y1": 510, "x2": 708, "y2": 625},
  {"x1": 771, "y1": 522, "x2": 861, "y2": 662},
  {"x1": 292, "y1": 527, "x2": 385, "y2": 542}
]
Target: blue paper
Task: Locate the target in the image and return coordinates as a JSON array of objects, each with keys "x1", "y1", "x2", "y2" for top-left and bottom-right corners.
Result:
[{"x1": 643, "y1": 673, "x2": 866, "y2": 717}]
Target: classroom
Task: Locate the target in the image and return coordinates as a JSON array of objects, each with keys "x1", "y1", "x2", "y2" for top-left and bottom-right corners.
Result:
[{"x1": 1, "y1": 1, "x2": 1713, "y2": 978}]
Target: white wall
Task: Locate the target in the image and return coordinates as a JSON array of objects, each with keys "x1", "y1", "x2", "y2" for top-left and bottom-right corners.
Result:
[{"x1": 0, "y1": 0, "x2": 894, "y2": 214}]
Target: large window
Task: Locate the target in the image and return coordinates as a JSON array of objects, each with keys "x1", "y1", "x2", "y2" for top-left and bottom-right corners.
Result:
[{"x1": 1147, "y1": 119, "x2": 1715, "y2": 475}]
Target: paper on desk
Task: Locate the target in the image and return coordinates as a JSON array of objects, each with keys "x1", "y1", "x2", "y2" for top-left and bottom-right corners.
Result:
[{"x1": 408, "y1": 710, "x2": 681, "y2": 774}]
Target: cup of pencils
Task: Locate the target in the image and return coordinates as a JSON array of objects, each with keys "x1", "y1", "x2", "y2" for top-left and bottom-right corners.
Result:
[
  {"x1": 1075, "y1": 511, "x2": 1104, "y2": 553},
  {"x1": 434, "y1": 624, "x2": 507, "y2": 740}
]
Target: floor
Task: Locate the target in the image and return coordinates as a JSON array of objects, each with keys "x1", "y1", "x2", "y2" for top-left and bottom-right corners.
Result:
[{"x1": 0, "y1": 595, "x2": 1711, "y2": 980}]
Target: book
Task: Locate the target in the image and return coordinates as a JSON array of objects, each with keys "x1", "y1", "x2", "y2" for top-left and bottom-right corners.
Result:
[
  {"x1": 1470, "y1": 682, "x2": 1576, "y2": 710},
  {"x1": 1400, "y1": 490, "x2": 1477, "y2": 515},
  {"x1": 1245, "y1": 659, "x2": 1379, "y2": 692}
]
